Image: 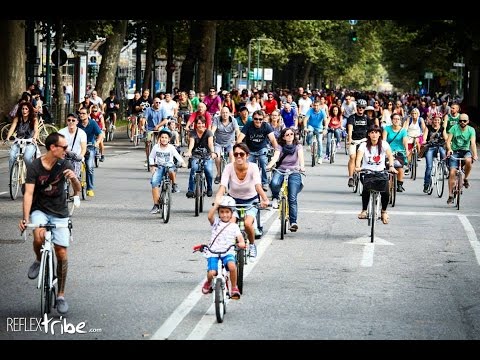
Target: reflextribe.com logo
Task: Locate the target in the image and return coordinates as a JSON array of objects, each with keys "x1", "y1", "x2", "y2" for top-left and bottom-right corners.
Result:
[{"x1": 6, "y1": 314, "x2": 102, "y2": 335}]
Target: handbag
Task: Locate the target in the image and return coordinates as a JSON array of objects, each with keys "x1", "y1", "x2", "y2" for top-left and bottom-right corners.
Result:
[{"x1": 418, "y1": 144, "x2": 429, "y2": 158}]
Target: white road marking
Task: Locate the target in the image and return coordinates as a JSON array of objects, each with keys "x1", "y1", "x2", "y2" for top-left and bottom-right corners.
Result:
[
  {"x1": 346, "y1": 236, "x2": 394, "y2": 267},
  {"x1": 151, "y1": 208, "x2": 276, "y2": 340},
  {"x1": 0, "y1": 191, "x2": 7, "y2": 196},
  {"x1": 300, "y1": 209, "x2": 480, "y2": 217},
  {"x1": 458, "y1": 215, "x2": 480, "y2": 266}
]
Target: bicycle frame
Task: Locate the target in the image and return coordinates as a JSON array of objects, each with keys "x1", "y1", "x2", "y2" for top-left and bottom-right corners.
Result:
[
  {"x1": 450, "y1": 156, "x2": 467, "y2": 210},
  {"x1": 24, "y1": 221, "x2": 72, "y2": 316},
  {"x1": 359, "y1": 170, "x2": 388, "y2": 243},
  {"x1": 9, "y1": 138, "x2": 35, "y2": 200},
  {"x1": 192, "y1": 149, "x2": 210, "y2": 216},
  {"x1": 156, "y1": 163, "x2": 174, "y2": 223}
]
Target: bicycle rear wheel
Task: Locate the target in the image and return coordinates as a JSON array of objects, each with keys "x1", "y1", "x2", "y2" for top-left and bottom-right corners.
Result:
[
  {"x1": 9, "y1": 161, "x2": 20, "y2": 200},
  {"x1": 436, "y1": 162, "x2": 445, "y2": 198},
  {"x1": 162, "y1": 183, "x2": 171, "y2": 223},
  {"x1": 280, "y1": 197, "x2": 287, "y2": 239},
  {"x1": 455, "y1": 174, "x2": 462, "y2": 210},
  {"x1": 214, "y1": 279, "x2": 225, "y2": 323},
  {"x1": 80, "y1": 164, "x2": 87, "y2": 200},
  {"x1": 66, "y1": 179, "x2": 75, "y2": 216},
  {"x1": 236, "y1": 249, "x2": 245, "y2": 294},
  {"x1": 411, "y1": 151, "x2": 417, "y2": 180}
]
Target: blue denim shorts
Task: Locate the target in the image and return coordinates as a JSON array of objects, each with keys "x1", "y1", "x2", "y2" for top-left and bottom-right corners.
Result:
[
  {"x1": 450, "y1": 150, "x2": 471, "y2": 169},
  {"x1": 30, "y1": 210, "x2": 70, "y2": 248},
  {"x1": 207, "y1": 254, "x2": 235, "y2": 272}
]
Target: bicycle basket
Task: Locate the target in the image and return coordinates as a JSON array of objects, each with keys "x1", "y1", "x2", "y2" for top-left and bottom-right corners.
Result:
[{"x1": 363, "y1": 172, "x2": 389, "y2": 192}]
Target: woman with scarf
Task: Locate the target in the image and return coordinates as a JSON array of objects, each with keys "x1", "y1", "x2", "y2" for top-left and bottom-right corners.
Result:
[{"x1": 267, "y1": 127, "x2": 305, "y2": 232}]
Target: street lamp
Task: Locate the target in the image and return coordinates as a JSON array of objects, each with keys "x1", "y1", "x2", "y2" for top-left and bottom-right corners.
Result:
[{"x1": 247, "y1": 38, "x2": 273, "y2": 92}]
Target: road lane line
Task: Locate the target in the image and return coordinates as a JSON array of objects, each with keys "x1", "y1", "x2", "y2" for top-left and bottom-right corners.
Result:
[
  {"x1": 458, "y1": 215, "x2": 480, "y2": 266},
  {"x1": 151, "y1": 208, "x2": 276, "y2": 340},
  {"x1": 186, "y1": 213, "x2": 279, "y2": 340},
  {"x1": 0, "y1": 191, "x2": 7, "y2": 196},
  {"x1": 300, "y1": 209, "x2": 480, "y2": 217},
  {"x1": 361, "y1": 243, "x2": 375, "y2": 267}
]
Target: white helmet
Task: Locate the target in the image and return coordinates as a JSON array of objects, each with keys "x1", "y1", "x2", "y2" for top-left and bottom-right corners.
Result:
[
  {"x1": 219, "y1": 195, "x2": 235, "y2": 211},
  {"x1": 357, "y1": 99, "x2": 367, "y2": 107},
  {"x1": 365, "y1": 105, "x2": 375, "y2": 111}
]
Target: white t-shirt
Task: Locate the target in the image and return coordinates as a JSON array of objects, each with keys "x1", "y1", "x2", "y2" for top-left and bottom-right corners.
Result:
[
  {"x1": 358, "y1": 140, "x2": 391, "y2": 171},
  {"x1": 208, "y1": 218, "x2": 241, "y2": 256},
  {"x1": 149, "y1": 143, "x2": 183, "y2": 167},
  {"x1": 58, "y1": 127, "x2": 87, "y2": 156}
]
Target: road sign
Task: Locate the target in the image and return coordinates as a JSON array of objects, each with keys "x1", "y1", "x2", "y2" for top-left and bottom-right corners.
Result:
[
  {"x1": 453, "y1": 62, "x2": 465, "y2": 67},
  {"x1": 349, "y1": 20, "x2": 358, "y2": 25},
  {"x1": 424, "y1": 72, "x2": 433, "y2": 79},
  {"x1": 51, "y1": 49, "x2": 68, "y2": 66},
  {"x1": 264, "y1": 68, "x2": 273, "y2": 81}
]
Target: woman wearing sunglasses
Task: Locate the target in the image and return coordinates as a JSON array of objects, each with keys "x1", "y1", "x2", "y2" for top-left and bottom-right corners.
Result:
[
  {"x1": 266, "y1": 128, "x2": 305, "y2": 232},
  {"x1": 214, "y1": 143, "x2": 269, "y2": 260}
]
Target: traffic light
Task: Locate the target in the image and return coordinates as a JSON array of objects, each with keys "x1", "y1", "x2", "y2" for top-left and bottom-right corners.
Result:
[
  {"x1": 350, "y1": 31, "x2": 357, "y2": 42},
  {"x1": 418, "y1": 81, "x2": 423, "y2": 86}
]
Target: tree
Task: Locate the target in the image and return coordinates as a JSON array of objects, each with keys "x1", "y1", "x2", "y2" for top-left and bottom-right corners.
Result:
[
  {"x1": 95, "y1": 20, "x2": 128, "y2": 99},
  {"x1": 197, "y1": 21, "x2": 217, "y2": 93},
  {"x1": 0, "y1": 21, "x2": 25, "y2": 121}
]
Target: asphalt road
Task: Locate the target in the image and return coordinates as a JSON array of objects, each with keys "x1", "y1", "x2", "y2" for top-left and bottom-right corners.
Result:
[{"x1": 1, "y1": 131, "x2": 479, "y2": 340}]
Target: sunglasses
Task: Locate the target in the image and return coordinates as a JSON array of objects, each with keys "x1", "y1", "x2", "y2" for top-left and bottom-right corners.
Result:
[
  {"x1": 67, "y1": 119, "x2": 76, "y2": 122},
  {"x1": 233, "y1": 152, "x2": 246, "y2": 158},
  {"x1": 56, "y1": 144, "x2": 68, "y2": 150},
  {"x1": 253, "y1": 117, "x2": 263, "y2": 121},
  {"x1": 459, "y1": 120, "x2": 468, "y2": 123},
  {"x1": 284, "y1": 133, "x2": 294, "y2": 136}
]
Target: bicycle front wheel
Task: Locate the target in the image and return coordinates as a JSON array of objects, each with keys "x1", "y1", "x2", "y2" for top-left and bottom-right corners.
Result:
[
  {"x1": 237, "y1": 249, "x2": 245, "y2": 294},
  {"x1": 66, "y1": 179, "x2": 75, "y2": 216},
  {"x1": 411, "y1": 151, "x2": 417, "y2": 180},
  {"x1": 389, "y1": 174, "x2": 397, "y2": 207},
  {"x1": 311, "y1": 141, "x2": 317, "y2": 167},
  {"x1": 162, "y1": 183, "x2": 171, "y2": 223},
  {"x1": 455, "y1": 175, "x2": 462, "y2": 210},
  {"x1": 40, "y1": 251, "x2": 54, "y2": 315},
  {"x1": 330, "y1": 140, "x2": 335, "y2": 164},
  {"x1": 280, "y1": 197, "x2": 287, "y2": 239},
  {"x1": 80, "y1": 164, "x2": 87, "y2": 200},
  {"x1": 370, "y1": 194, "x2": 376, "y2": 243},
  {"x1": 194, "y1": 174, "x2": 201, "y2": 216},
  {"x1": 436, "y1": 162, "x2": 445, "y2": 198},
  {"x1": 9, "y1": 161, "x2": 20, "y2": 200},
  {"x1": 214, "y1": 279, "x2": 225, "y2": 323},
  {"x1": 38, "y1": 124, "x2": 58, "y2": 146}
]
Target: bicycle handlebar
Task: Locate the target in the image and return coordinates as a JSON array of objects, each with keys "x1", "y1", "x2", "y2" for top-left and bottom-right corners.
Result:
[
  {"x1": 193, "y1": 243, "x2": 237, "y2": 254},
  {"x1": 270, "y1": 168, "x2": 306, "y2": 176}
]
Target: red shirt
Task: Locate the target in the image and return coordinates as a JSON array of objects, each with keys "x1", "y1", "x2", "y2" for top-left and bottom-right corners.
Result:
[
  {"x1": 187, "y1": 111, "x2": 212, "y2": 129},
  {"x1": 263, "y1": 99, "x2": 278, "y2": 115}
]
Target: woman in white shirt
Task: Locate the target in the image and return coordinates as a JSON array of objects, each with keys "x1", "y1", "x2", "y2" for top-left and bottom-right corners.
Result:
[{"x1": 355, "y1": 125, "x2": 397, "y2": 224}]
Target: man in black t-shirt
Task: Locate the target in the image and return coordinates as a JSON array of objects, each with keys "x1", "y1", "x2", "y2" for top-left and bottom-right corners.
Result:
[
  {"x1": 347, "y1": 99, "x2": 369, "y2": 187},
  {"x1": 103, "y1": 90, "x2": 120, "y2": 128},
  {"x1": 236, "y1": 110, "x2": 278, "y2": 190},
  {"x1": 19, "y1": 132, "x2": 81, "y2": 316}
]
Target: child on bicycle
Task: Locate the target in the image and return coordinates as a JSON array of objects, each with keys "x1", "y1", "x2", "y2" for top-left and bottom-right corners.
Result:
[
  {"x1": 149, "y1": 128, "x2": 186, "y2": 214},
  {"x1": 202, "y1": 196, "x2": 246, "y2": 299}
]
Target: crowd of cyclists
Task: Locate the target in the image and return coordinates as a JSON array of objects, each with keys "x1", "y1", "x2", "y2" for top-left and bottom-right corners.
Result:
[{"x1": 4, "y1": 83, "x2": 477, "y2": 311}]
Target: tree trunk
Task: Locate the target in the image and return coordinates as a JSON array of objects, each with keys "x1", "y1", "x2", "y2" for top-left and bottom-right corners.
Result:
[
  {"x1": 166, "y1": 23, "x2": 174, "y2": 94},
  {"x1": 0, "y1": 20, "x2": 25, "y2": 121},
  {"x1": 197, "y1": 21, "x2": 217, "y2": 93},
  {"x1": 180, "y1": 21, "x2": 201, "y2": 91},
  {"x1": 302, "y1": 62, "x2": 312, "y2": 89},
  {"x1": 142, "y1": 29, "x2": 154, "y2": 93},
  {"x1": 135, "y1": 24, "x2": 142, "y2": 92},
  {"x1": 96, "y1": 20, "x2": 128, "y2": 99},
  {"x1": 54, "y1": 20, "x2": 65, "y2": 124}
]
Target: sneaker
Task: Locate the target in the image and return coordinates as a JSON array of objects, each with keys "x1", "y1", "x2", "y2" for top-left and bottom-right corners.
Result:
[
  {"x1": 272, "y1": 198, "x2": 279, "y2": 209},
  {"x1": 464, "y1": 179, "x2": 470, "y2": 189},
  {"x1": 56, "y1": 297, "x2": 69, "y2": 315},
  {"x1": 289, "y1": 223, "x2": 298, "y2": 232},
  {"x1": 129, "y1": 138, "x2": 133, "y2": 142},
  {"x1": 249, "y1": 244, "x2": 257, "y2": 259},
  {"x1": 150, "y1": 204, "x2": 160, "y2": 214},
  {"x1": 100, "y1": 155, "x2": 105, "y2": 162},
  {"x1": 447, "y1": 196, "x2": 454, "y2": 204},
  {"x1": 206, "y1": 189, "x2": 213, "y2": 197},
  {"x1": 423, "y1": 184, "x2": 429, "y2": 193},
  {"x1": 201, "y1": 280, "x2": 212, "y2": 294},
  {"x1": 86, "y1": 189, "x2": 95, "y2": 197},
  {"x1": 337, "y1": 143, "x2": 341, "y2": 149},
  {"x1": 348, "y1": 178, "x2": 354, "y2": 187},
  {"x1": 262, "y1": 184, "x2": 269, "y2": 192},
  {"x1": 27, "y1": 260, "x2": 40, "y2": 279},
  {"x1": 317, "y1": 158, "x2": 323, "y2": 164},
  {"x1": 112, "y1": 125, "x2": 116, "y2": 130},
  {"x1": 323, "y1": 155, "x2": 329, "y2": 160},
  {"x1": 396, "y1": 185, "x2": 405, "y2": 193},
  {"x1": 186, "y1": 191, "x2": 194, "y2": 198},
  {"x1": 404, "y1": 168, "x2": 410, "y2": 176},
  {"x1": 144, "y1": 161, "x2": 148, "y2": 167},
  {"x1": 214, "y1": 176, "x2": 221, "y2": 184},
  {"x1": 172, "y1": 184, "x2": 180, "y2": 193},
  {"x1": 230, "y1": 287, "x2": 241, "y2": 300}
]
